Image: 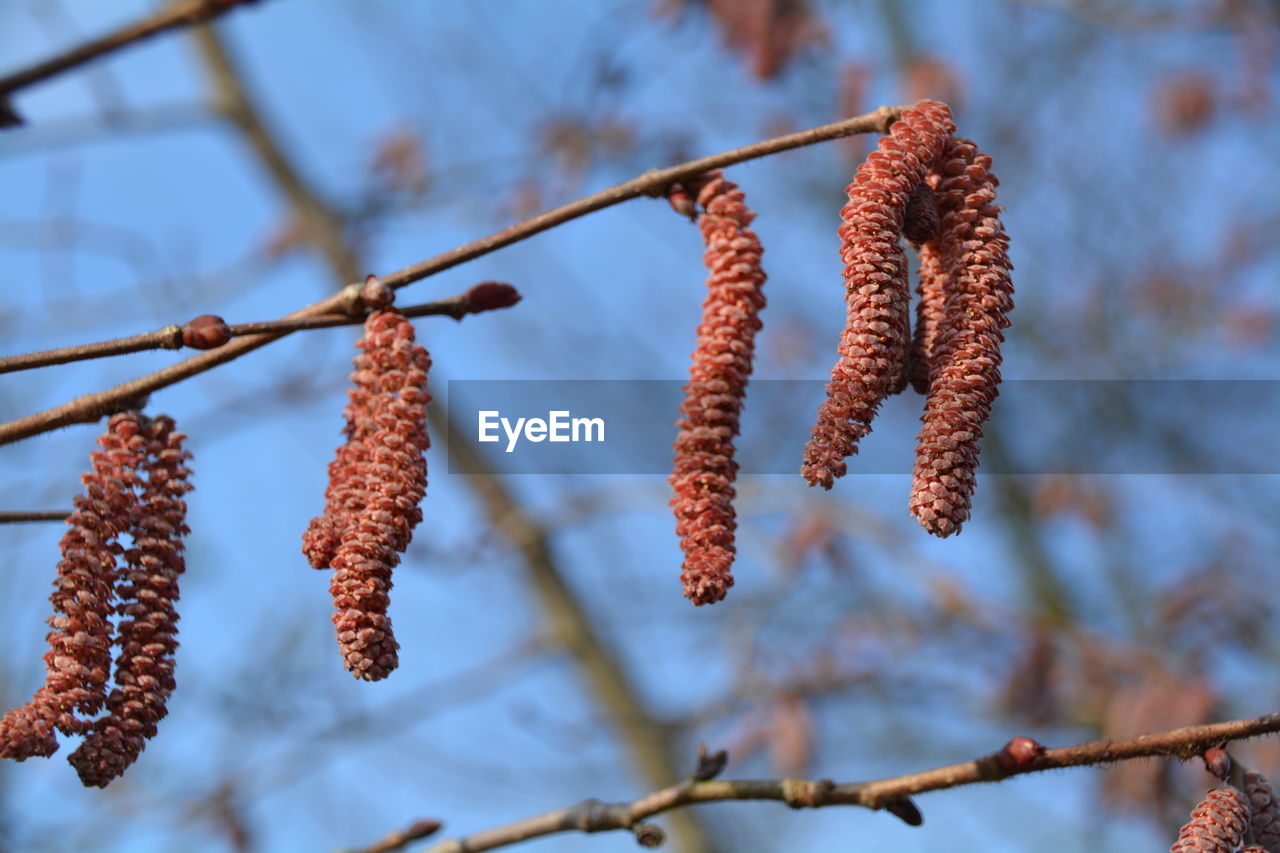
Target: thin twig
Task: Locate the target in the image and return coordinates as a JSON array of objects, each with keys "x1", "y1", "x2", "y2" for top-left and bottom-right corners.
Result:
[
  {"x1": 0, "y1": 326, "x2": 185, "y2": 374},
  {"x1": 0, "y1": 511, "x2": 70, "y2": 524},
  {"x1": 0, "y1": 0, "x2": 259, "y2": 126},
  {"x1": 376, "y1": 105, "x2": 902, "y2": 293},
  {"x1": 340, "y1": 820, "x2": 442, "y2": 853},
  {"x1": 0, "y1": 284, "x2": 363, "y2": 445},
  {"x1": 422, "y1": 713, "x2": 1280, "y2": 852},
  {"x1": 0, "y1": 104, "x2": 900, "y2": 447},
  {"x1": 0, "y1": 290, "x2": 512, "y2": 375}
]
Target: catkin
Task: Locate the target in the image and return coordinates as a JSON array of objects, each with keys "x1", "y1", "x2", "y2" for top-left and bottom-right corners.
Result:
[
  {"x1": 802, "y1": 100, "x2": 955, "y2": 489},
  {"x1": 907, "y1": 137, "x2": 1014, "y2": 537},
  {"x1": 70, "y1": 416, "x2": 191, "y2": 787},
  {"x1": 311, "y1": 308, "x2": 432, "y2": 679},
  {"x1": 670, "y1": 171, "x2": 766, "y2": 606},
  {"x1": 0, "y1": 413, "x2": 145, "y2": 760}
]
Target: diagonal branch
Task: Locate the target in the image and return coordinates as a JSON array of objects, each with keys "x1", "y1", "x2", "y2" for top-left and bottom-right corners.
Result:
[
  {"x1": 420, "y1": 713, "x2": 1280, "y2": 853},
  {"x1": 0, "y1": 0, "x2": 260, "y2": 127},
  {"x1": 0, "y1": 100, "x2": 901, "y2": 446}
]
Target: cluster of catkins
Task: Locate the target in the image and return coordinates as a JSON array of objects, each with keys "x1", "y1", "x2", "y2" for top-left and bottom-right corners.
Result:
[
  {"x1": 1171, "y1": 771, "x2": 1280, "y2": 852},
  {"x1": 669, "y1": 100, "x2": 1012, "y2": 604},
  {"x1": 0, "y1": 411, "x2": 191, "y2": 787},
  {"x1": 302, "y1": 280, "x2": 432, "y2": 681}
]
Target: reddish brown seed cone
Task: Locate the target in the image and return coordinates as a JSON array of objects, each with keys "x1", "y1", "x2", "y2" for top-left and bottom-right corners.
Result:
[
  {"x1": 670, "y1": 171, "x2": 766, "y2": 606},
  {"x1": 321, "y1": 309, "x2": 431, "y2": 679},
  {"x1": 908, "y1": 137, "x2": 1014, "y2": 537},
  {"x1": 0, "y1": 412, "x2": 145, "y2": 761},
  {"x1": 70, "y1": 416, "x2": 191, "y2": 787},
  {"x1": 802, "y1": 100, "x2": 955, "y2": 489},
  {"x1": 1170, "y1": 785, "x2": 1249, "y2": 852}
]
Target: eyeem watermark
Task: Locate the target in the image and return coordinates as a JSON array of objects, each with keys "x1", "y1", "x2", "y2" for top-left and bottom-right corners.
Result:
[{"x1": 477, "y1": 410, "x2": 605, "y2": 453}]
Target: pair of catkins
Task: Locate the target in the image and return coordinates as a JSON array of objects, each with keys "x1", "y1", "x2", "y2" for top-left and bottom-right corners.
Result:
[
  {"x1": 670, "y1": 99, "x2": 1014, "y2": 605},
  {"x1": 0, "y1": 412, "x2": 191, "y2": 787}
]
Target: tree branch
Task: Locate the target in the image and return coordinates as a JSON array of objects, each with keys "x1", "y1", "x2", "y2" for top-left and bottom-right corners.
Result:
[
  {"x1": 0, "y1": 0, "x2": 260, "y2": 127},
  {"x1": 0, "y1": 100, "x2": 900, "y2": 446},
  {"x1": 0, "y1": 284, "x2": 362, "y2": 445},
  {"x1": 0, "y1": 285, "x2": 519, "y2": 375},
  {"x1": 0, "y1": 511, "x2": 71, "y2": 524},
  {"x1": 421, "y1": 713, "x2": 1280, "y2": 852}
]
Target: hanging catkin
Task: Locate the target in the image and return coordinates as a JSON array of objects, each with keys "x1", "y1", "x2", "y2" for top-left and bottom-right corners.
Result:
[
  {"x1": 306, "y1": 307, "x2": 431, "y2": 679},
  {"x1": 802, "y1": 100, "x2": 955, "y2": 489},
  {"x1": 908, "y1": 136, "x2": 1014, "y2": 537},
  {"x1": 0, "y1": 412, "x2": 145, "y2": 760},
  {"x1": 670, "y1": 171, "x2": 766, "y2": 605},
  {"x1": 70, "y1": 416, "x2": 191, "y2": 787}
]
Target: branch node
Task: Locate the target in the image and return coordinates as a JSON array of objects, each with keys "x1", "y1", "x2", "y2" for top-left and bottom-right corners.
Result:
[
  {"x1": 571, "y1": 798, "x2": 612, "y2": 833},
  {"x1": 874, "y1": 103, "x2": 904, "y2": 133},
  {"x1": 360, "y1": 274, "x2": 395, "y2": 311},
  {"x1": 335, "y1": 282, "x2": 366, "y2": 317},
  {"x1": 780, "y1": 777, "x2": 833, "y2": 809}
]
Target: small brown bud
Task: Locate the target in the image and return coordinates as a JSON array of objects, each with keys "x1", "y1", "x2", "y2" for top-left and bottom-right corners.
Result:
[
  {"x1": 1202, "y1": 747, "x2": 1232, "y2": 780},
  {"x1": 360, "y1": 274, "x2": 395, "y2": 310},
  {"x1": 181, "y1": 315, "x2": 231, "y2": 350},
  {"x1": 405, "y1": 820, "x2": 443, "y2": 840},
  {"x1": 884, "y1": 797, "x2": 923, "y2": 826},
  {"x1": 692, "y1": 743, "x2": 728, "y2": 780},
  {"x1": 667, "y1": 183, "x2": 696, "y2": 220},
  {"x1": 633, "y1": 824, "x2": 666, "y2": 848},
  {"x1": 997, "y1": 736, "x2": 1045, "y2": 772},
  {"x1": 464, "y1": 281, "x2": 521, "y2": 314}
]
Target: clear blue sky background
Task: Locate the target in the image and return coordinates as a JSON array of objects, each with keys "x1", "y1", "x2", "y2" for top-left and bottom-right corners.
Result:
[{"x1": 0, "y1": 2, "x2": 1277, "y2": 851}]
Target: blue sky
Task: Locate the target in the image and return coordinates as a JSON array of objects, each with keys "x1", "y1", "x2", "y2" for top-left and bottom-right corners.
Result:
[{"x1": 1, "y1": 2, "x2": 1277, "y2": 851}]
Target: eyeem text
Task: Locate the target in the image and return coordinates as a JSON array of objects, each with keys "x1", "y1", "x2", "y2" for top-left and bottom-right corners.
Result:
[{"x1": 477, "y1": 410, "x2": 605, "y2": 453}]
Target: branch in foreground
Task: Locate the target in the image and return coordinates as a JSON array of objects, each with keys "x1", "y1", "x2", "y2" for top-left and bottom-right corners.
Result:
[
  {"x1": 0, "y1": 0, "x2": 260, "y2": 127},
  {"x1": 0, "y1": 104, "x2": 901, "y2": 448},
  {"x1": 420, "y1": 713, "x2": 1280, "y2": 853},
  {"x1": 0, "y1": 281, "x2": 520, "y2": 375}
]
